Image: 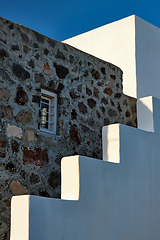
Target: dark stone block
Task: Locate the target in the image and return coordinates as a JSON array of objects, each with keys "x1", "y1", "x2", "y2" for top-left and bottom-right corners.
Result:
[
  {"x1": 101, "y1": 97, "x2": 108, "y2": 105},
  {"x1": 33, "y1": 42, "x2": 39, "y2": 48},
  {"x1": 69, "y1": 55, "x2": 74, "y2": 63},
  {"x1": 0, "y1": 49, "x2": 9, "y2": 58},
  {"x1": 23, "y1": 45, "x2": 31, "y2": 54},
  {"x1": 12, "y1": 141, "x2": 19, "y2": 153},
  {"x1": 84, "y1": 70, "x2": 88, "y2": 77},
  {"x1": 39, "y1": 190, "x2": 50, "y2": 197},
  {"x1": 94, "y1": 87, "x2": 99, "y2": 98},
  {"x1": 114, "y1": 93, "x2": 121, "y2": 98},
  {"x1": 110, "y1": 74, "x2": 116, "y2": 80},
  {"x1": 34, "y1": 31, "x2": 45, "y2": 43},
  {"x1": 96, "y1": 111, "x2": 101, "y2": 118},
  {"x1": 21, "y1": 32, "x2": 29, "y2": 43},
  {"x1": 34, "y1": 73, "x2": 46, "y2": 85},
  {"x1": 91, "y1": 69, "x2": 100, "y2": 80},
  {"x1": 0, "y1": 138, "x2": 7, "y2": 148},
  {"x1": 63, "y1": 44, "x2": 68, "y2": 51},
  {"x1": 6, "y1": 162, "x2": 16, "y2": 172},
  {"x1": 22, "y1": 147, "x2": 49, "y2": 168},
  {"x1": 55, "y1": 49, "x2": 65, "y2": 60},
  {"x1": 16, "y1": 110, "x2": 33, "y2": 123},
  {"x1": 110, "y1": 100, "x2": 115, "y2": 106},
  {"x1": 44, "y1": 48, "x2": 49, "y2": 56},
  {"x1": 87, "y1": 98, "x2": 96, "y2": 108},
  {"x1": 108, "y1": 109, "x2": 118, "y2": 117},
  {"x1": 11, "y1": 45, "x2": 19, "y2": 51},
  {"x1": 103, "y1": 88, "x2": 113, "y2": 96},
  {"x1": 98, "y1": 82, "x2": 103, "y2": 86},
  {"x1": 34, "y1": 53, "x2": 40, "y2": 60},
  {"x1": 48, "y1": 170, "x2": 61, "y2": 189},
  {"x1": 56, "y1": 83, "x2": 64, "y2": 93},
  {"x1": 100, "y1": 106, "x2": 105, "y2": 113},
  {"x1": 48, "y1": 39, "x2": 55, "y2": 48},
  {"x1": 118, "y1": 103, "x2": 122, "y2": 112},
  {"x1": 1, "y1": 105, "x2": 13, "y2": 118},
  {"x1": 29, "y1": 173, "x2": 40, "y2": 185},
  {"x1": 125, "y1": 110, "x2": 131, "y2": 117},
  {"x1": 0, "y1": 39, "x2": 7, "y2": 44},
  {"x1": 15, "y1": 86, "x2": 28, "y2": 105},
  {"x1": 9, "y1": 23, "x2": 14, "y2": 29},
  {"x1": 58, "y1": 97, "x2": 63, "y2": 105},
  {"x1": 101, "y1": 67, "x2": 106, "y2": 75},
  {"x1": 71, "y1": 77, "x2": 79, "y2": 82},
  {"x1": 70, "y1": 124, "x2": 81, "y2": 144},
  {"x1": 55, "y1": 65, "x2": 69, "y2": 79},
  {"x1": 28, "y1": 59, "x2": 35, "y2": 68},
  {"x1": 78, "y1": 102, "x2": 87, "y2": 114},
  {"x1": 0, "y1": 152, "x2": 6, "y2": 158},
  {"x1": 104, "y1": 118, "x2": 110, "y2": 125},
  {"x1": 71, "y1": 109, "x2": 77, "y2": 120},
  {"x1": 86, "y1": 87, "x2": 92, "y2": 96},
  {"x1": 69, "y1": 90, "x2": 80, "y2": 99},
  {"x1": 32, "y1": 95, "x2": 40, "y2": 105},
  {"x1": 13, "y1": 64, "x2": 30, "y2": 80}
]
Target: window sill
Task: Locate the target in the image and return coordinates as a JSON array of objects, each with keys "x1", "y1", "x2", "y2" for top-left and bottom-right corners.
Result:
[{"x1": 40, "y1": 127, "x2": 56, "y2": 135}]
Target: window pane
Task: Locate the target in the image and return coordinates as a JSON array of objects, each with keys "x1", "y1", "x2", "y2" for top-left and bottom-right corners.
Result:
[{"x1": 41, "y1": 99, "x2": 49, "y2": 129}]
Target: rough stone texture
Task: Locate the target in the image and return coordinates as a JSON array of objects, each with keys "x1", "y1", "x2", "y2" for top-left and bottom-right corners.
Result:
[
  {"x1": 0, "y1": 88, "x2": 10, "y2": 101},
  {"x1": 29, "y1": 173, "x2": 40, "y2": 185},
  {"x1": 15, "y1": 86, "x2": 28, "y2": 105},
  {"x1": 0, "y1": 138, "x2": 7, "y2": 148},
  {"x1": 10, "y1": 181, "x2": 27, "y2": 195},
  {"x1": 11, "y1": 141, "x2": 19, "y2": 153},
  {"x1": 27, "y1": 130, "x2": 35, "y2": 141},
  {"x1": 13, "y1": 64, "x2": 30, "y2": 80},
  {"x1": 1, "y1": 105, "x2": 13, "y2": 118},
  {"x1": 7, "y1": 124, "x2": 22, "y2": 138},
  {"x1": 16, "y1": 110, "x2": 33, "y2": 123},
  {"x1": 48, "y1": 170, "x2": 61, "y2": 189},
  {"x1": 22, "y1": 147, "x2": 49, "y2": 168},
  {"x1": 55, "y1": 64, "x2": 69, "y2": 78},
  {"x1": 0, "y1": 16, "x2": 137, "y2": 239},
  {"x1": 41, "y1": 62, "x2": 54, "y2": 75}
]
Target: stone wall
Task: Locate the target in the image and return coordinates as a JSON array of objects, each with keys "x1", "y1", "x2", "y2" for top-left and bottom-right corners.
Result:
[{"x1": 0, "y1": 16, "x2": 137, "y2": 239}]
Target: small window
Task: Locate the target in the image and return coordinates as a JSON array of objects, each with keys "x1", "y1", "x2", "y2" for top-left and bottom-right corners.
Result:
[{"x1": 40, "y1": 89, "x2": 57, "y2": 134}]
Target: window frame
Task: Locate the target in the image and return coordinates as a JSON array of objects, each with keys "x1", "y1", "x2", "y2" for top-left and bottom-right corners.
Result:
[{"x1": 40, "y1": 89, "x2": 57, "y2": 135}]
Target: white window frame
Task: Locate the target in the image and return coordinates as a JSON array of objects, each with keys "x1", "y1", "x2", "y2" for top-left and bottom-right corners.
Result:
[{"x1": 40, "y1": 89, "x2": 57, "y2": 134}]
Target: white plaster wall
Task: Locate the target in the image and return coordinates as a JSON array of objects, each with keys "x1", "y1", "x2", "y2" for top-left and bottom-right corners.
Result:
[
  {"x1": 64, "y1": 15, "x2": 160, "y2": 99},
  {"x1": 63, "y1": 15, "x2": 136, "y2": 98},
  {"x1": 135, "y1": 17, "x2": 160, "y2": 99}
]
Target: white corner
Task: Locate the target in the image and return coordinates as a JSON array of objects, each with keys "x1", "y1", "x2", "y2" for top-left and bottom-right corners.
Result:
[
  {"x1": 10, "y1": 195, "x2": 30, "y2": 240},
  {"x1": 102, "y1": 124, "x2": 120, "y2": 163},
  {"x1": 137, "y1": 96, "x2": 154, "y2": 132},
  {"x1": 61, "y1": 155, "x2": 80, "y2": 200}
]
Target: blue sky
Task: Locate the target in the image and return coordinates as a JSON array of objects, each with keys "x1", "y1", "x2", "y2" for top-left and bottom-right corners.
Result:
[{"x1": 0, "y1": 0, "x2": 160, "y2": 41}]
